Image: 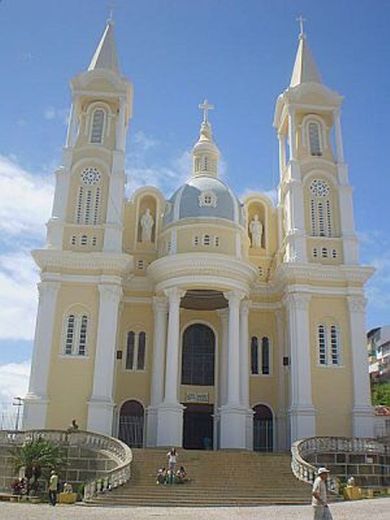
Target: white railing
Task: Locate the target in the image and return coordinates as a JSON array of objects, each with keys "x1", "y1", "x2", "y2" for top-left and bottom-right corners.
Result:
[
  {"x1": 291, "y1": 436, "x2": 389, "y2": 493},
  {"x1": 0, "y1": 429, "x2": 132, "y2": 501}
]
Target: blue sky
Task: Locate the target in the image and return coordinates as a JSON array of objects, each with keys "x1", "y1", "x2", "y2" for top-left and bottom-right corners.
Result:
[{"x1": 0, "y1": 0, "x2": 389, "y2": 404}]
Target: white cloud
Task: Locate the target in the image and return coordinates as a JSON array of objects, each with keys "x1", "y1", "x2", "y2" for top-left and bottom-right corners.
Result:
[
  {"x1": 0, "y1": 155, "x2": 53, "y2": 238},
  {"x1": 126, "y1": 134, "x2": 190, "y2": 197},
  {"x1": 0, "y1": 361, "x2": 30, "y2": 404},
  {"x1": 44, "y1": 106, "x2": 69, "y2": 124},
  {"x1": 0, "y1": 251, "x2": 39, "y2": 340}
]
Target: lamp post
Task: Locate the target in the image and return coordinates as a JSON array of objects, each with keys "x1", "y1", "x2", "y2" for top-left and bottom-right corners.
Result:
[{"x1": 13, "y1": 397, "x2": 23, "y2": 431}]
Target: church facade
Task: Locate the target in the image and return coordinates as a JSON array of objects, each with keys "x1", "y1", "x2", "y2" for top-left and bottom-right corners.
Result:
[{"x1": 23, "y1": 20, "x2": 375, "y2": 451}]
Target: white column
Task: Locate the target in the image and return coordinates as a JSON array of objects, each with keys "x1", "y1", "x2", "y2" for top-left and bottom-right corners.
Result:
[
  {"x1": 285, "y1": 293, "x2": 316, "y2": 442},
  {"x1": 218, "y1": 309, "x2": 229, "y2": 406},
  {"x1": 156, "y1": 287, "x2": 185, "y2": 447},
  {"x1": 116, "y1": 97, "x2": 127, "y2": 152},
  {"x1": 146, "y1": 296, "x2": 168, "y2": 447},
  {"x1": 23, "y1": 282, "x2": 60, "y2": 429},
  {"x1": 240, "y1": 299, "x2": 253, "y2": 450},
  {"x1": 278, "y1": 132, "x2": 286, "y2": 173},
  {"x1": 275, "y1": 309, "x2": 288, "y2": 451},
  {"x1": 288, "y1": 110, "x2": 296, "y2": 161},
  {"x1": 220, "y1": 290, "x2": 247, "y2": 449},
  {"x1": 65, "y1": 100, "x2": 80, "y2": 148},
  {"x1": 87, "y1": 284, "x2": 122, "y2": 435},
  {"x1": 334, "y1": 110, "x2": 345, "y2": 164},
  {"x1": 347, "y1": 296, "x2": 374, "y2": 437}
]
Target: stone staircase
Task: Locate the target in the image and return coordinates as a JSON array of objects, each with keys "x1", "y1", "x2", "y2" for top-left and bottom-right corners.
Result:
[{"x1": 88, "y1": 448, "x2": 312, "y2": 507}]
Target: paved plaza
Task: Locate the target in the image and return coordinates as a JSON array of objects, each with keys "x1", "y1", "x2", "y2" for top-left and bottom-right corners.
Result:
[{"x1": 0, "y1": 498, "x2": 389, "y2": 520}]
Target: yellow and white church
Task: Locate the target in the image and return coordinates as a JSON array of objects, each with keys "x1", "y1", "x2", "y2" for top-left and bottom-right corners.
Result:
[{"x1": 23, "y1": 20, "x2": 375, "y2": 451}]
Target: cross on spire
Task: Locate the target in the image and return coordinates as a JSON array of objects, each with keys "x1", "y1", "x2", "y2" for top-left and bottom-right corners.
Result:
[
  {"x1": 107, "y1": 0, "x2": 115, "y2": 23},
  {"x1": 199, "y1": 99, "x2": 214, "y2": 123},
  {"x1": 296, "y1": 15, "x2": 306, "y2": 37}
]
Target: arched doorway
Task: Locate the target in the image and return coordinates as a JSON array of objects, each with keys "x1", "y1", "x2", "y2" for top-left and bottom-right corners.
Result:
[
  {"x1": 181, "y1": 324, "x2": 215, "y2": 449},
  {"x1": 118, "y1": 400, "x2": 144, "y2": 447},
  {"x1": 253, "y1": 404, "x2": 273, "y2": 452}
]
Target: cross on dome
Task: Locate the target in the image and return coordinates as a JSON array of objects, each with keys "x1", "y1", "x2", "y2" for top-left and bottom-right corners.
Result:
[
  {"x1": 199, "y1": 99, "x2": 214, "y2": 123},
  {"x1": 296, "y1": 15, "x2": 306, "y2": 37}
]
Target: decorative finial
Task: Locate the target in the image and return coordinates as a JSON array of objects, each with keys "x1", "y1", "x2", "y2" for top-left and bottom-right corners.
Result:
[
  {"x1": 296, "y1": 15, "x2": 306, "y2": 38},
  {"x1": 198, "y1": 99, "x2": 214, "y2": 124}
]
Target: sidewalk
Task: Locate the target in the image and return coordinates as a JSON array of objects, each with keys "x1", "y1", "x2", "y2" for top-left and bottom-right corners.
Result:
[{"x1": 0, "y1": 498, "x2": 389, "y2": 520}]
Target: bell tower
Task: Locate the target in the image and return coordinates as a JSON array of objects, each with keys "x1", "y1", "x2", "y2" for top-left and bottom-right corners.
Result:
[
  {"x1": 274, "y1": 22, "x2": 359, "y2": 266},
  {"x1": 47, "y1": 18, "x2": 133, "y2": 254}
]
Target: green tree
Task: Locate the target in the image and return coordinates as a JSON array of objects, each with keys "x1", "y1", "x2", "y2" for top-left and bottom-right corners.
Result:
[
  {"x1": 9, "y1": 437, "x2": 66, "y2": 495},
  {"x1": 371, "y1": 381, "x2": 390, "y2": 406}
]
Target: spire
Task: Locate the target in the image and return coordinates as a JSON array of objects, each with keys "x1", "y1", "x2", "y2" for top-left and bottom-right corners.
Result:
[
  {"x1": 88, "y1": 19, "x2": 119, "y2": 74},
  {"x1": 192, "y1": 99, "x2": 220, "y2": 177},
  {"x1": 290, "y1": 18, "x2": 322, "y2": 87}
]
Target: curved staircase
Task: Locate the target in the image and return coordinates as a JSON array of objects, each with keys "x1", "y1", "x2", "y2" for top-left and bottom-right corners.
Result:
[{"x1": 87, "y1": 448, "x2": 311, "y2": 507}]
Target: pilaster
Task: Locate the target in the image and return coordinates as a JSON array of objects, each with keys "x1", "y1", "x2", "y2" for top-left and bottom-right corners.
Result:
[
  {"x1": 23, "y1": 281, "x2": 60, "y2": 429},
  {"x1": 87, "y1": 283, "x2": 122, "y2": 435},
  {"x1": 156, "y1": 287, "x2": 185, "y2": 447},
  {"x1": 146, "y1": 296, "x2": 168, "y2": 447},
  {"x1": 285, "y1": 292, "x2": 316, "y2": 442},
  {"x1": 347, "y1": 295, "x2": 374, "y2": 437},
  {"x1": 219, "y1": 290, "x2": 247, "y2": 449}
]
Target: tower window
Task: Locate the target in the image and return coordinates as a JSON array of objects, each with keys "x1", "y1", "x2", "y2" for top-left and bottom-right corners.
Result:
[
  {"x1": 63, "y1": 312, "x2": 89, "y2": 356},
  {"x1": 317, "y1": 323, "x2": 341, "y2": 366},
  {"x1": 75, "y1": 169, "x2": 102, "y2": 225},
  {"x1": 203, "y1": 234, "x2": 211, "y2": 246},
  {"x1": 90, "y1": 109, "x2": 105, "y2": 144},
  {"x1": 308, "y1": 121, "x2": 322, "y2": 156},
  {"x1": 309, "y1": 179, "x2": 333, "y2": 237},
  {"x1": 193, "y1": 236, "x2": 199, "y2": 246}
]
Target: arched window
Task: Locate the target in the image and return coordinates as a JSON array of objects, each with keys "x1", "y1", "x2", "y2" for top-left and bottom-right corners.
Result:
[
  {"x1": 317, "y1": 323, "x2": 341, "y2": 366},
  {"x1": 125, "y1": 331, "x2": 147, "y2": 371},
  {"x1": 251, "y1": 337, "x2": 259, "y2": 374},
  {"x1": 181, "y1": 324, "x2": 215, "y2": 385},
  {"x1": 261, "y1": 337, "x2": 270, "y2": 375},
  {"x1": 309, "y1": 179, "x2": 333, "y2": 237},
  {"x1": 308, "y1": 120, "x2": 322, "y2": 156},
  {"x1": 63, "y1": 312, "x2": 89, "y2": 356},
  {"x1": 251, "y1": 336, "x2": 271, "y2": 375},
  {"x1": 90, "y1": 108, "x2": 105, "y2": 144},
  {"x1": 75, "y1": 168, "x2": 102, "y2": 225}
]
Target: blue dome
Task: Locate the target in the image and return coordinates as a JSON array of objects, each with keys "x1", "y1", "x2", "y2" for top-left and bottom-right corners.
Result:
[{"x1": 164, "y1": 175, "x2": 243, "y2": 226}]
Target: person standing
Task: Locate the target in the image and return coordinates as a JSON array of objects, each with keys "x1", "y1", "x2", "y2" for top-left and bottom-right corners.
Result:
[
  {"x1": 312, "y1": 467, "x2": 333, "y2": 520},
  {"x1": 48, "y1": 470, "x2": 59, "y2": 506},
  {"x1": 167, "y1": 448, "x2": 177, "y2": 472}
]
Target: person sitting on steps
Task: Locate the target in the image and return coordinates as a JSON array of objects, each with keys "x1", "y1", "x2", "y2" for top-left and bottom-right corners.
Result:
[
  {"x1": 176, "y1": 466, "x2": 188, "y2": 484},
  {"x1": 156, "y1": 467, "x2": 166, "y2": 485}
]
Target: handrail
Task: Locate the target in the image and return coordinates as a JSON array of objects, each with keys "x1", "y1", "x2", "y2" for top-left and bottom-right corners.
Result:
[
  {"x1": 291, "y1": 436, "x2": 389, "y2": 494},
  {"x1": 0, "y1": 429, "x2": 132, "y2": 501}
]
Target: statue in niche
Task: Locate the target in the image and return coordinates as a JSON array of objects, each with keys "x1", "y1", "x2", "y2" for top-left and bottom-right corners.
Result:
[
  {"x1": 140, "y1": 208, "x2": 154, "y2": 243},
  {"x1": 249, "y1": 214, "x2": 263, "y2": 248}
]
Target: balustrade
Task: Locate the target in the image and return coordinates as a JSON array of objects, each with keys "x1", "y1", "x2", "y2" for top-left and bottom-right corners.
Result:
[
  {"x1": 0, "y1": 429, "x2": 132, "y2": 501},
  {"x1": 291, "y1": 436, "x2": 389, "y2": 494}
]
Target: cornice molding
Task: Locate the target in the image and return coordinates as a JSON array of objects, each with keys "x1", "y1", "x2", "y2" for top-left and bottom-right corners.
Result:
[{"x1": 32, "y1": 249, "x2": 133, "y2": 274}]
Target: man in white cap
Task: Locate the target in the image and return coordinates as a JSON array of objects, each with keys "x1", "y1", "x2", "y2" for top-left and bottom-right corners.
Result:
[{"x1": 312, "y1": 467, "x2": 333, "y2": 519}]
